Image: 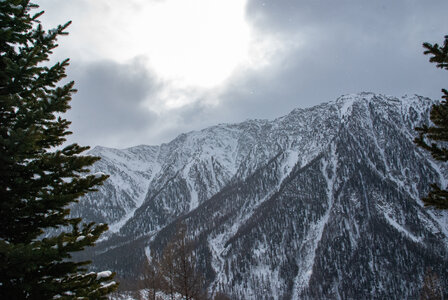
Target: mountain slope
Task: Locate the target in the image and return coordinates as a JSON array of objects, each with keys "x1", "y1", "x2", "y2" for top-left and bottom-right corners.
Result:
[{"x1": 77, "y1": 93, "x2": 448, "y2": 299}]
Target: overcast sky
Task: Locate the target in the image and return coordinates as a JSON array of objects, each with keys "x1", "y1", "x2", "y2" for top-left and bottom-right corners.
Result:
[{"x1": 37, "y1": 0, "x2": 448, "y2": 149}]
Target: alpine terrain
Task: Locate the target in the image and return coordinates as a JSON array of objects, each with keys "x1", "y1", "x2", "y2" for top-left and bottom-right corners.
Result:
[{"x1": 75, "y1": 93, "x2": 448, "y2": 299}]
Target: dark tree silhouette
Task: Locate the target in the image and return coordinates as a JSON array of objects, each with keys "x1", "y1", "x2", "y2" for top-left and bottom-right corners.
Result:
[
  {"x1": 0, "y1": 0, "x2": 117, "y2": 298},
  {"x1": 415, "y1": 35, "x2": 448, "y2": 209}
]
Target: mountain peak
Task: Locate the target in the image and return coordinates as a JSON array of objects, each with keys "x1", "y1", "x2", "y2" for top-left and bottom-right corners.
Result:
[{"x1": 77, "y1": 93, "x2": 447, "y2": 299}]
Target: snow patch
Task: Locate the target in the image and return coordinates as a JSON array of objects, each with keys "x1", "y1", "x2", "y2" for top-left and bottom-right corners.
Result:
[
  {"x1": 384, "y1": 213, "x2": 421, "y2": 243},
  {"x1": 76, "y1": 236, "x2": 85, "y2": 242},
  {"x1": 292, "y1": 144, "x2": 338, "y2": 299},
  {"x1": 96, "y1": 270, "x2": 112, "y2": 279}
]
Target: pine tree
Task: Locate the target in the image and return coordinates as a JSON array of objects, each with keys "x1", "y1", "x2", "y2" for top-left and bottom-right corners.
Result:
[
  {"x1": 0, "y1": 0, "x2": 118, "y2": 298},
  {"x1": 415, "y1": 35, "x2": 448, "y2": 209}
]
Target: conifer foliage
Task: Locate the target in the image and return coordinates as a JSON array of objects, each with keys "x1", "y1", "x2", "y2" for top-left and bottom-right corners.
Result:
[
  {"x1": 415, "y1": 35, "x2": 448, "y2": 209},
  {"x1": 0, "y1": 0, "x2": 118, "y2": 298}
]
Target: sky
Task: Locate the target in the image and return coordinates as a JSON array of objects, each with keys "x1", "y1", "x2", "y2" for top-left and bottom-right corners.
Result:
[{"x1": 37, "y1": 0, "x2": 448, "y2": 149}]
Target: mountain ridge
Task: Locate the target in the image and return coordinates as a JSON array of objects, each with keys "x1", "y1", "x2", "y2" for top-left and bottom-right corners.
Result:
[{"x1": 75, "y1": 92, "x2": 447, "y2": 299}]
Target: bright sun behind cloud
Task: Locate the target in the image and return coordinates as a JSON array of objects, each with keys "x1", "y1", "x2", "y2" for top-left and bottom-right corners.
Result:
[
  {"x1": 40, "y1": 0, "x2": 278, "y2": 109},
  {"x1": 91, "y1": 0, "x2": 252, "y2": 89},
  {"x1": 141, "y1": 0, "x2": 251, "y2": 88}
]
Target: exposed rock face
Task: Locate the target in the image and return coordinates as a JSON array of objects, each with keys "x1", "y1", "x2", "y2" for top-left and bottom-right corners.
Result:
[{"x1": 76, "y1": 93, "x2": 448, "y2": 299}]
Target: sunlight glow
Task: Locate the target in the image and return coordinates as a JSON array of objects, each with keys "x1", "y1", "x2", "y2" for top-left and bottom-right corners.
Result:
[
  {"x1": 40, "y1": 0, "x2": 279, "y2": 108},
  {"x1": 142, "y1": 0, "x2": 251, "y2": 88},
  {"x1": 98, "y1": 0, "x2": 252, "y2": 89}
]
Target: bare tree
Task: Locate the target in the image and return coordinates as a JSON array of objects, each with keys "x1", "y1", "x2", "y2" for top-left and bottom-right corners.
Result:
[
  {"x1": 159, "y1": 240, "x2": 178, "y2": 300},
  {"x1": 420, "y1": 268, "x2": 443, "y2": 300},
  {"x1": 139, "y1": 257, "x2": 163, "y2": 300},
  {"x1": 158, "y1": 223, "x2": 205, "y2": 300},
  {"x1": 213, "y1": 292, "x2": 232, "y2": 300}
]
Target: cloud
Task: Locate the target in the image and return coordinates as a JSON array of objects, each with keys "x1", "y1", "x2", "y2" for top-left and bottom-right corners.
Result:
[
  {"x1": 246, "y1": 0, "x2": 447, "y2": 36},
  {"x1": 43, "y1": 0, "x2": 448, "y2": 149},
  {"x1": 65, "y1": 58, "x2": 160, "y2": 148},
  {"x1": 165, "y1": 0, "x2": 448, "y2": 129},
  {"x1": 214, "y1": 0, "x2": 448, "y2": 111}
]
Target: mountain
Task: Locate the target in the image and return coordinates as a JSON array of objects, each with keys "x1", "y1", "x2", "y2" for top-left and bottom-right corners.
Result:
[{"x1": 76, "y1": 93, "x2": 448, "y2": 299}]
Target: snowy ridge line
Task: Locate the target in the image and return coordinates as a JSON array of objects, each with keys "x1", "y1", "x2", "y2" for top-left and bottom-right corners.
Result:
[{"x1": 79, "y1": 93, "x2": 448, "y2": 299}]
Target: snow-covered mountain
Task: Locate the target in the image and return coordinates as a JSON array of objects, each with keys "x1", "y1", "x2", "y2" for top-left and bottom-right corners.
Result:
[{"x1": 76, "y1": 93, "x2": 448, "y2": 299}]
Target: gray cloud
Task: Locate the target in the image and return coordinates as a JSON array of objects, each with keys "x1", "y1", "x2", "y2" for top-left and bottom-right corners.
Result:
[
  {"x1": 65, "y1": 58, "x2": 160, "y2": 148},
  {"x1": 49, "y1": 1, "x2": 448, "y2": 148},
  {"x1": 210, "y1": 0, "x2": 448, "y2": 116},
  {"x1": 159, "y1": 0, "x2": 448, "y2": 135},
  {"x1": 246, "y1": 0, "x2": 446, "y2": 37}
]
